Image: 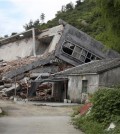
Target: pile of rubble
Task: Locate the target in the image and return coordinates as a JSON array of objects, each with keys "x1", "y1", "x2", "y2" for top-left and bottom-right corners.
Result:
[
  {"x1": 0, "y1": 59, "x2": 7, "y2": 68},
  {"x1": 0, "y1": 53, "x2": 57, "y2": 101},
  {"x1": 0, "y1": 67, "x2": 53, "y2": 101},
  {"x1": 30, "y1": 83, "x2": 52, "y2": 101},
  {"x1": 0, "y1": 74, "x2": 53, "y2": 101},
  {"x1": 0, "y1": 56, "x2": 37, "y2": 75},
  {"x1": 0, "y1": 78, "x2": 19, "y2": 99}
]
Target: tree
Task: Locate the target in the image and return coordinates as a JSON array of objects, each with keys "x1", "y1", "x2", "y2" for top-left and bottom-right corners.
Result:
[
  {"x1": 23, "y1": 20, "x2": 34, "y2": 30},
  {"x1": 23, "y1": 18, "x2": 41, "y2": 30},
  {"x1": 40, "y1": 13, "x2": 45, "y2": 23},
  {"x1": 33, "y1": 19, "x2": 39, "y2": 26},
  {"x1": 4, "y1": 35, "x2": 8, "y2": 38},
  {"x1": 61, "y1": 5, "x2": 66, "y2": 12},
  {"x1": 76, "y1": 0, "x2": 82, "y2": 7},
  {"x1": 66, "y1": 2, "x2": 74, "y2": 11}
]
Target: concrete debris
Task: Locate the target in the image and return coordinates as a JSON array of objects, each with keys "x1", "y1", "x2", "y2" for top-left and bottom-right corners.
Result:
[
  {"x1": 0, "y1": 60, "x2": 7, "y2": 67},
  {"x1": 0, "y1": 86, "x2": 4, "y2": 90},
  {"x1": 4, "y1": 83, "x2": 12, "y2": 88},
  {"x1": 29, "y1": 83, "x2": 53, "y2": 101},
  {"x1": 2, "y1": 83, "x2": 20, "y2": 96}
]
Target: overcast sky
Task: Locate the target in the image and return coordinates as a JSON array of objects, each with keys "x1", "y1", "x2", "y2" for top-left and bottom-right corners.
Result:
[{"x1": 0, "y1": 0, "x2": 78, "y2": 36}]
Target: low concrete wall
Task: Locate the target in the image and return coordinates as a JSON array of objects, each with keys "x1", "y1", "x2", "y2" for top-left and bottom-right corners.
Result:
[{"x1": 67, "y1": 74, "x2": 99, "y2": 102}]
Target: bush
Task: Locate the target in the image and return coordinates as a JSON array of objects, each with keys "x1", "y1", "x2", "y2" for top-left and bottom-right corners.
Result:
[
  {"x1": 72, "y1": 87, "x2": 120, "y2": 134},
  {"x1": 91, "y1": 88, "x2": 120, "y2": 125}
]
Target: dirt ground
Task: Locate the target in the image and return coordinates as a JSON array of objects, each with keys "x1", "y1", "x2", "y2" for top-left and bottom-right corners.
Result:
[
  {"x1": 0, "y1": 100, "x2": 74, "y2": 117},
  {"x1": 0, "y1": 100, "x2": 83, "y2": 134}
]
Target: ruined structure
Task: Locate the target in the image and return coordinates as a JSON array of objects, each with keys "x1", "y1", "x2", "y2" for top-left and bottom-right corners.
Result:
[{"x1": 0, "y1": 20, "x2": 120, "y2": 102}]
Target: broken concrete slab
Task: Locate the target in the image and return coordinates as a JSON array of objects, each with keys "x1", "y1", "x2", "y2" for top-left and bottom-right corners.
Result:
[
  {"x1": 0, "y1": 86, "x2": 4, "y2": 90},
  {"x1": 4, "y1": 83, "x2": 12, "y2": 88},
  {"x1": 2, "y1": 83, "x2": 20, "y2": 96}
]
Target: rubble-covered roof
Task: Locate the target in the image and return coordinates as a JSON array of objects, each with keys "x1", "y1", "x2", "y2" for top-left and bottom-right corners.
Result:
[
  {"x1": 0, "y1": 52, "x2": 55, "y2": 79},
  {"x1": 54, "y1": 58, "x2": 120, "y2": 75}
]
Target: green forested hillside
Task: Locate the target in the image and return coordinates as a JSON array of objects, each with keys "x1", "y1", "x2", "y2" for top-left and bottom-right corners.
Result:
[{"x1": 25, "y1": 0, "x2": 120, "y2": 52}]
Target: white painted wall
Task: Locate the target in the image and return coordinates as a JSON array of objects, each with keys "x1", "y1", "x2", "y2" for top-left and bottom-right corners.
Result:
[
  {"x1": 0, "y1": 38, "x2": 34, "y2": 61},
  {"x1": 0, "y1": 25, "x2": 63, "y2": 62},
  {"x1": 68, "y1": 74, "x2": 99, "y2": 102}
]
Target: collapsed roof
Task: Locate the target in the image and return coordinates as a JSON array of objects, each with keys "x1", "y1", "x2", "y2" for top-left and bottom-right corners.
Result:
[{"x1": 0, "y1": 20, "x2": 120, "y2": 80}]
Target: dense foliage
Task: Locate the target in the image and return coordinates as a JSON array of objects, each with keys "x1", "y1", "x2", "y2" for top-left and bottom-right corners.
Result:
[
  {"x1": 90, "y1": 0, "x2": 120, "y2": 52},
  {"x1": 38, "y1": 0, "x2": 120, "y2": 52},
  {"x1": 72, "y1": 88, "x2": 120, "y2": 134},
  {"x1": 91, "y1": 88, "x2": 120, "y2": 124}
]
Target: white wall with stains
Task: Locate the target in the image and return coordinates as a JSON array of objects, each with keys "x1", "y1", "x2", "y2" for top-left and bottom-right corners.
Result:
[
  {"x1": 67, "y1": 74, "x2": 99, "y2": 102},
  {"x1": 0, "y1": 38, "x2": 34, "y2": 61}
]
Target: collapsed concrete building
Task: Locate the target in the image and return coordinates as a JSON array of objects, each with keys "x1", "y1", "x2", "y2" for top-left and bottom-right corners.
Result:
[{"x1": 0, "y1": 20, "x2": 120, "y2": 102}]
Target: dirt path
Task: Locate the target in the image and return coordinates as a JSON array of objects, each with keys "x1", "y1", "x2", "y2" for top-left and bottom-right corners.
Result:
[
  {"x1": 0, "y1": 100, "x2": 83, "y2": 134},
  {"x1": 0, "y1": 100, "x2": 73, "y2": 116}
]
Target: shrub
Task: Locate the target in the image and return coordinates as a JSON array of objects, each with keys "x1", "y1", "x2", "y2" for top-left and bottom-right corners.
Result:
[
  {"x1": 91, "y1": 88, "x2": 120, "y2": 125},
  {"x1": 72, "y1": 87, "x2": 120, "y2": 133},
  {"x1": 73, "y1": 116, "x2": 104, "y2": 134}
]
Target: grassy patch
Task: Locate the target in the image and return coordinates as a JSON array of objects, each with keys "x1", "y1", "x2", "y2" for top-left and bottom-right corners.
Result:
[{"x1": 72, "y1": 116, "x2": 104, "y2": 134}]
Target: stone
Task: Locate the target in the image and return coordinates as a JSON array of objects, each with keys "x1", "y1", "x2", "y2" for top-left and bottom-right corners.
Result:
[
  {"x1": 107, "y1": 123, "x2": 116, "y2": 131},
  {"x1": 0, "y1": 85, "x2": 4, "y2": 90},
  {"x1": 10, "y1": 96, "x2": 14, "y2": 100},
  {"x1": 4, "y1": 83, "x2": 12, "y2": 88}
]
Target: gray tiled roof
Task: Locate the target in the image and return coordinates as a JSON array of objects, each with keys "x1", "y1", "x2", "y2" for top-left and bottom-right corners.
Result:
[{"x1": 55, "y1": 58, "x2": 120, "y2": 75}]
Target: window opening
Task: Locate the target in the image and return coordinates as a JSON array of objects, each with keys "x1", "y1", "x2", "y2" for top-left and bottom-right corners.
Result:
[
  {"x1": 62, "y1": 46, "x2": 73, "y2": 55},
  {"x1": 82, "y1": 80, "x2": 88, "y2": 93}
]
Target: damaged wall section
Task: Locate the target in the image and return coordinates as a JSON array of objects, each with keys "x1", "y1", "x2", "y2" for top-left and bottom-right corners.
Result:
[{"x1": 55, "y1": 23, "x2": 120, "y2": 66}]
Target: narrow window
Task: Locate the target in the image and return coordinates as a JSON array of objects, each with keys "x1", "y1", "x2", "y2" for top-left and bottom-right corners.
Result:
[{"x1": 82, "y1": 80, "x2": 88, "y2": 93}]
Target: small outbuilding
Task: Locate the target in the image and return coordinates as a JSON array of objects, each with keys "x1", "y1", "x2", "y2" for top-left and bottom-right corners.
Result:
[{"x1": 53, "y1": 58, "x2": 120, "y2": 103}]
